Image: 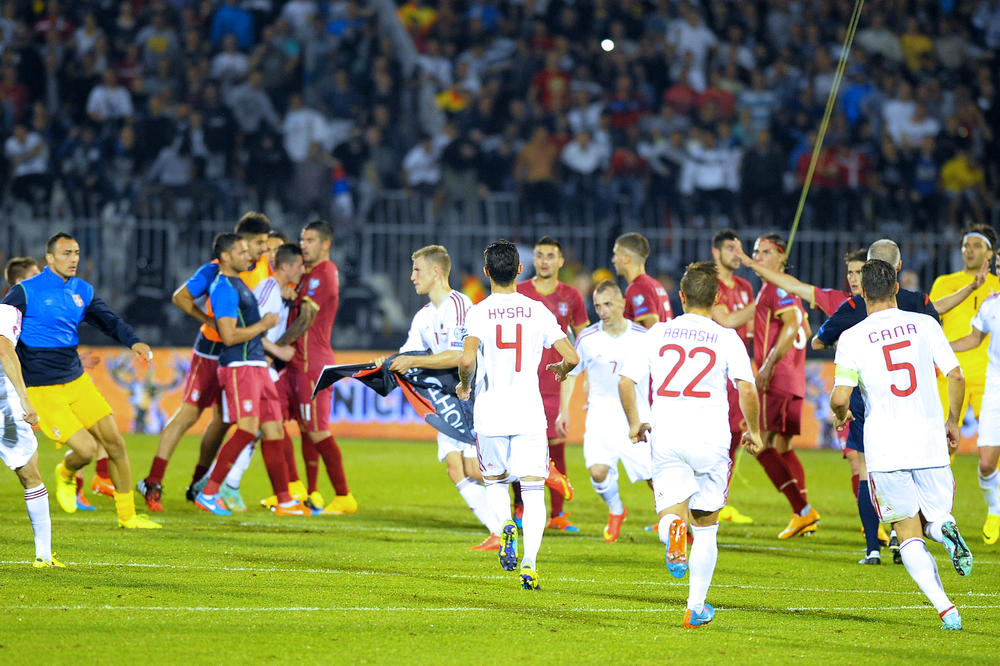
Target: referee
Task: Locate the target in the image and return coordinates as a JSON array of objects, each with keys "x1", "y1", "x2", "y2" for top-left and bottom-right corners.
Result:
[{"x1": 1, "y1": 233, "x2": 161, "y2": 529}]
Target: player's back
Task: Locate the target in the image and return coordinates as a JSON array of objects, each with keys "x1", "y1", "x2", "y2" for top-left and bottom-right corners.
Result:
[
  {"x1": 466, "y1": 291, "x2": 565, "y2": 436},
  {"x1": 835, "y1": 308, "x2": 957, "y2": 472},
  {"x1": 640, "y1": 313, "x2": 752, "y2": 447}
]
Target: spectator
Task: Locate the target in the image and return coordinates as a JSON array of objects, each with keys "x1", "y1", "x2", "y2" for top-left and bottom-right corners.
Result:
[
  {"x1": 561, "y1": 129, "x2": 606, "y2": 207},
  {"x1": 210, "y1": 33, "x2": 250, "y2": 85},
  {"x1": 402, "y1": 133, "x2": 443, "y2": 198},
  {"x1": 86, "y1": 70, "x2": 134, "y2": 124},
  {"x1": 740, "y1": 129, "x2": 785, "y2": 227},
  {"x1": 135, "y1": 11, "x2": 179, "y2": 72},
  {"x1": 909, "y1": 136, "x2": 941, "y2": 231},
  {"x1": 73, "y1": 13, "x2": 104, "y2": 57},
  {"x1": 898, "y1": 101, "x2": 940, "y2": 150},
  {"x1": 514, "y1": 126, "x2": 560, "y2": 219},
  {"x1": 0, "y1": 65, "x2": 29, "y2": 128},
  {"x1": 282, "y1": 92, "x2": 328, "y2": 163},
  {"x1": 666, "y1": 4, "x2": 717, "y2": 75},
  {"x1": 107, "y1": 123, "x2": 140, "y2": 213},
  {"x1": 530, "y1": 52, "x2": 570, "y2": 113},
  {"x1": 211, "y1": 1, "x2": 255, "y2": 51},
  {"x1": 4, "y1": 123, "x2": 51, "y2": 208},
  {"x1": 58, "y1": 123, "x2": 108, "y2": 216},
  {"x1": 855, "y1": 13, "x2": 903, "y2": 63},
  {"x1": 225, "y1": 69, "x2": 280, "y2": 136},
  {"x1": 280, "y1": 0, "x2": 317, "y2": 38},
  {"x1": 940, "y1": 147, "x2": 990, "y2": 226},
  {"x1": 289, "y1": 141, "x2": 332, "y2": 219},
  {"x1": 883, "y1": 81, "x2": 917, "y2": 146}
]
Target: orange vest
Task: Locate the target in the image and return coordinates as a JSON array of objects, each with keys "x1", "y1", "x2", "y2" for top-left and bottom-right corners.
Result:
[{"x1": 199, "y1": 255, "x2": 272, "y2": 342}]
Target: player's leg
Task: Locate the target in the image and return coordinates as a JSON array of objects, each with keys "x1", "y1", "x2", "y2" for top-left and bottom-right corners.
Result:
[
  {"x1": 854, "y1": 448, "x2": 884, "y2": 562},
  {"x1": 687, "y1": 501, "x2": 723, "y2": 629},
  {"x1": 914, "y1": 466, "x2": 972, "y2": 576},
  {"x1": 198, "y1": 414, "x2": 258, "y2": 515},
  {"x1": 219, "y1": 435, "x2": 257, "y2": 512},
  {"x1": 190, "y1": 407, "x2": 228, "y2": 494},
  {"x1": 56, "y1": 428, "x2": 98, "y2": 514},
  {"x1": 591, "y1": 463, "x2": 626, "y2": 541},
  {"x1": 91, "y1": 445, "x2": 115, "y2": 496},
  {"x1": 259, "y1": 419, "x2": 308, "y2": 515},
  {"x1": 478, "y1": 435, "x2": 518, "y2": 571},
  {"x1": 652, "y1": 455, "x2": 698, "y2": 579},
  {"x1": 978, "y1": 446, "x2": 1000, "y2": 544},
  {"x1": 845, "y1": 449, "x2": 860, "y2": 498},
  {"x1": 719, "y1": 388, "x2": 752, "y2": 524},
  {"x1": 443, "y1": 441, "x2": 500, "y2": 540},
  {"x1": 85, "y1": 414, "x2": 160, "y2": 528},
  {"x1": 586, "y1": 420, "x2": 628, "y2": 540},
  {"x1": 756, "y1": 431, "x2": 812, "y2": 535},
  {"x1": 15, "y1": 453, "x2": 63, "y2": 567},
  {"x1": 511, "y1": 432, "x2": 548, "y2": 590},
  {"x1": 299, "y1": 380, "x2": 354, "y2": 514},
  {"x1": 144, "y1": 401, "x2": 202, "y2": 504},
  {"x1": 772, "y1": 395, "x2": 807, "y2": 500}
]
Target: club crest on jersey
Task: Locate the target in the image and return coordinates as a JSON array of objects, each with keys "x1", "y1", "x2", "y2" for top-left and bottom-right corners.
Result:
[
  {"x1": 72, "y1": 294, "x2": 84, "y2": 307},
  {"x1": 558, "y1": 302, "x2": 569, "y2": 317},
  {"x1": 242, "y1": 399, "x2": 252, "y2": 412},
  {"x1": 633, "y1": 295, "x2": 645, "y2": 306},
  {"x1": 309, "y1": 279, "x2": 320, "y2": 289},
  {"x1": 191, "y1": 389, "x2": 201, "y2": 401}
]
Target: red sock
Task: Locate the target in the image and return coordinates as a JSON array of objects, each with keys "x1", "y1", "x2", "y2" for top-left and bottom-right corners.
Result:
[
  {"x1": 512, "y1": 481, "x2": 522, "y2": 507},
  {"x1": 301, "y1": 437, "x2": 320, "y2": 493},
  {"x1": 282, "y1": 431, "x2": 300, "y2": 483},
  {"x1": 148, "y1": 456, "x2": 168, "y2": 485},
  {"x1": 548, "y1": 442, "x2": 566, "y2": 518},
  {"x1": 757, "y1": 448, "x2": 807, "y2": 514},
  {"x1": 780, "y1": 450, "x2": 807, "y2": 500},
  {"x1": 75, "y1": 475, "x2": 83, "y2": 494},
  {"x1": 96, "y1": 458, "x2": 110, "y2": 479},
  {"x1": 261, "y1": 439, "x2": 292, "y2": 503},
  {"x1": 204, "y1": 429, "x2": 256, "y2": 495},
  {"x1": 191, "y1": 464, "x2": 209, "y2": 486},
  {"x1": 851, "y1": 473, "x2": 860, "y2": 499},
  {"x1": 313, "y1": 436, "x2": 349, "y2": 495}
]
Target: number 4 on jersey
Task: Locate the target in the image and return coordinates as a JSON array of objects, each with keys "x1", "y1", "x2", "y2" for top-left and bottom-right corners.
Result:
[{"x1": 496, "y1": 323, "x2": 522, "y2": 372}]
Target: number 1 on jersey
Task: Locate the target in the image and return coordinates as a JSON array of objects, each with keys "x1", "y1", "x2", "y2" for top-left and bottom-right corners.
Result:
[{"x1": 496, "y1": 323, "x2": 522, "y2": 372}]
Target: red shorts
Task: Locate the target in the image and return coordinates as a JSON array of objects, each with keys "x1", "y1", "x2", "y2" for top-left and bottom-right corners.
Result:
[
  {"x1": 218, "y1": 365, "x2": 281, "y2": 423},
  {"x1": 181, "y1": 353, "x2": 220, "y2": 409},
  {"x1": 726, "y1": 382, "x2": 745, "y2": 434},
  {"x1": 759, "y1": 390, "x2": 803, "y2": 437},
  {"x1": 274, "y1": 369, "x2": 295, "y2": 422},
  {"x1": 541, "y1": 392, "x2": 563, "y2": 442},
  {"x1": 290, "y1": 369, "x2": 331, "y2": 433}
]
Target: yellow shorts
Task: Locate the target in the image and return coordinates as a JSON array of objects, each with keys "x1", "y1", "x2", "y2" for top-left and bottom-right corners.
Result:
[
  {"x1": 27, "y1": 373, "x2": 112, "y2": 444},
  {"x1": 936, "y1": 372, "x2": 984, "y2": 422}
]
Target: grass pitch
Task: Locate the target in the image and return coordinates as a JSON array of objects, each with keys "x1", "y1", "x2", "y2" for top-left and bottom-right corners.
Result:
[{"x1": 1, "y1": 435, "x2": 998, "y2": 664}]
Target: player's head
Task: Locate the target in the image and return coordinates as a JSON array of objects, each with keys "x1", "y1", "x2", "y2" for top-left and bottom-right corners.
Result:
[
  {"x1": 867, "y1": 239, "x2": 901, "y2": 272},
  {"x1": 533, "y1": 236, "x2": 564, "y2": 280},
  {"x1": 844, "y1": 248, "x2": 867, "y2": 295},
  {"x1": 45, "y1": 232, "x2": 80, "y2": 279},
  {"x1": 5, "y1": 256, "x2": 40, "y2": 286},
  {"x1": 300, "y1": 220, "x2": 333, "y2": 267},
  {"x1": 679, "y1": 262, "x2": 718, "y2": 311},
  {"x1": 961, "y1": 224, "x2": 996, "y2": 272},
  {"x1": 711, "y1": 228, "x2": 742, "y2": 272},
  {"x1": 266, "y1": 230, "x2": 288, "y2": 267},
  {"x1": 752, "y1": 234, "x2": 786, "y2": 271},
  {"x1": 235, "y1": 211, "x2": 271, "y2": 263},
  {"x1": 860, "y1": 259, "x2": 899, "y2": 305},
  {"x1": 483, "y1": 239, "x2": 521, "y2": 287},
  {"x1": 213, "y1": 232, "x2": 252, "y2": 273},
  {"x1": 411, "y1": 245, "x2": 451, "y2": 295},
  {"x1": 612, "y1": 232, "x2": 650, "y2": 277},
  {"x1": 592, "y1": 280, "x2": 625, "y2": 324},
  {"x1": 273, "y1": 243, "x2": 305, "y2": 285}
]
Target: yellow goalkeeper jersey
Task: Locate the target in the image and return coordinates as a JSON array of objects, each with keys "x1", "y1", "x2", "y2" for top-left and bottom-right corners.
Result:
[{"x1": 929, "y1": 270, "x2": 1000, "y2": 384}]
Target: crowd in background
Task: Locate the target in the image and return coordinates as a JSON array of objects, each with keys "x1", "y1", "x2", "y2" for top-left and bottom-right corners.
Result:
[{"x1": 1, "y1": 0, "x2": 999, "y2": 231}]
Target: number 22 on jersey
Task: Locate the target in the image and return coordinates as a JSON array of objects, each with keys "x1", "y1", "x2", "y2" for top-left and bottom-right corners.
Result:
[{"x1": 657, "y1": 344, "x2": 716, "y2": 398}]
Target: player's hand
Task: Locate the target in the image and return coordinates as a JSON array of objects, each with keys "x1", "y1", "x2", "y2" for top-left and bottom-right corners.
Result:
[
  {"x1": 79, "y1": 350, "x2": 101, "y2": 369},
  {"x1": 740, "y1": 430, "x2": 763, "y2": 455},
  {"x1": 546, "y1": 362, "x2": 569, "y2": 382},
  {"x1": 281, "y1": 285, "x2": 298, "y2": 301},
  {"x1": 389, "y1": 355, "x2": 416, "y2": 373},
  {"x1": 132, "y1": 342, "x2": 153, "y2": 364},
  {"x1": 272, "y1": 344, "x2": 295, "y2": 362},
  {"x1": 945, "y1": 418, "x2": 960, "y2": 454},
  {"x1": 755, "y1": 363, "x2": 774, "y2": 393},
  {"x1": 555, "y1": 412, "x2": 569, "y2": 437},
  {"x1": 260, "y1": 312, "x2": 280, "y2": 329},
  {"x1": 834, "y1": 409, "x2": 854, "y2": 432},
  {"x1": 22, "y1": 403, "x2": 38, "y2": 427},
  {"x1": 629, "y1": 422, "x2": 651, "y2": 443},
  {"x1": 370, "y1": 356, "x2": 387, "y2": 367},
  {"x1": 734, "y1": 244, "x2": 754, "y2": 267},
  {"x1": 457, "y1": 383, "x2": 472, "y2": 401},
  {"x1": 972, "y1": 260, "x2": 989, "y2": 289}
]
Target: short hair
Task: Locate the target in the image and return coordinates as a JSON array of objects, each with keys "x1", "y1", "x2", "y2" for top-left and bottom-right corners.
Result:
[
  {"x1": 412, "y1": 245, "x2": 451, "y2": 277},
  {"x1": 861, "y1": 259, "x2": 898, "y2": 302},
  {"x1": 212, "y1": 232, "x2": 243, "y2": 260},
  {"x1": 534, "y1": 236, "x2": 562, "y2": 253},
  {"x1": 712, "y1": 228, "x2": 739, "y2": 250},
  {"x1": 756, "y1": 233, "x2": 786, "y2": 253},
  {"x1": 680, "y1": 261, "x2": 718, "y2": 309},
  {"x1": 483, "y1": 239, "x2": 519, "y2": 287},
  {"x1": 4, "y1": 257, "x2": 39, "y2": 286},
  {"x1": 268, "y1": 229, "x2": 289, "y2": 243},
  {"x1": 593, "y1": 279, "x2": 622, "y2": 298},
  {"x1": 962, "y1": 223, "x2": 997, "y2": 251},
  {"x1": 234, "y1": 211, "x2": 271, "y2": 236},
  {"x1": 274, "y1": 243, "x2": 303, "y2": 269},
  {"x1": 303, "y1": 219, "x2": 334, "y2": 244},
  {"x1": 615, "y1": 232, "x2": 650, "y2": 261},
  {"x1": 867, "y1": 239, "x2": 901, "y2": 267},
  {"x1": 844, "y1": 248, "x2": 867, "y2": 264},
  {"x1": 46, "y1": 232, "x2": 75, "y2": 255}
]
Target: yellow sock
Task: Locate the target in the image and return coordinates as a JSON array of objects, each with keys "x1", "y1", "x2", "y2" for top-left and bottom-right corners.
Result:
[
  {"x1": 57, "y1": 461, "x2": 74, "y2": 481},
  {"x1": 114, "y1": 491, "x2": 136, "y2": 522}
]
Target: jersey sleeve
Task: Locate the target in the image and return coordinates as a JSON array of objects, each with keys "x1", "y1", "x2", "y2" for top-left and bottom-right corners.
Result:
[
  {"x1": 0, "y1": 283, "x2": 26, "y2": 314},
  {"x1": 540, "y1": 308, "x2": 567, "y2": 348},
  {"x1": 812, "y1": 287, "x2": 850, "y2": 317},
  {"x1": 443, "y1": 296, "x2": 469, "y2": 350},
  {"x1": 209, "y1": 279, "x2": 240, "y2": 320},
  {"x1": 971, "y1": 299, "x2": 992, "y2": 335},
  {"x1": 399, "y1": 311, "x2": 425, "y2": 353},
  {"x1": 303, "y1": 263, "x2": 339, "y2": 313},
  {"x1": 832, "y1": 332, "x2": 861, "y2": 388},
  {"x1": 185, "y1": 263, "x2": 219, "y2": 299},
  {"x1": 816, "y1": 298, "x2": 860, "y2": 346},
  {"x1": 773, "y1": 287, "x2": 801, "y2": 315},
  {"x1": 464, "y1": 304, "x2": 485, "y2": 342},
  {"x1": 568, "y1": 337, "x2": 588, "y2": 377},
  {"x1": 0, "y1": 303, "x2": 21, "y2": 343},
  {"x1": 83, "y1": 295, "x2": 142, "y2": 348},
  {"x1": 929, "y1": 320, "x2": 961, "y2": 376},
  {"x1": 254, "y1": 278, "x2": 283, "y2": 318},
  {"x1": 620, "y1": 333, "x2": 651, "y2": 386},
  {"x1": 724, "y1": 330, "x2": 755, "y2": 386},
  {"x1": 627, "y1": 282, "x2": 656, "y2": 318}
]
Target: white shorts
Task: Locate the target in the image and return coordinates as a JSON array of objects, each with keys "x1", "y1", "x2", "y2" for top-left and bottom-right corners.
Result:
[
  {"x1": 651, "y1": 438, "x2": 730, "y2": 514},
  {"x1": 868, "y1": 466, "x2": 955, "y2": 525},
  {"x1": 475, "y1": 432, "x2": 548, "y2": 479},
  {"x1": 436, "y1": 433, "x2": 477, "y2": 461},
  {"x1": 976, "y1": 395, "x2": 1000, "y2": 448},
  {"x1": 583, "y1": 415, "x2": 651, "y2": 483},
  {"x1": 0, "y1": 384, "x2": 38, "y2": 470}
]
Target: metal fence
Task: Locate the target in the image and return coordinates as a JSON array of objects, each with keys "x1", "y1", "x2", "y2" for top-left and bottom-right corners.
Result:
[{"x1": 0, "y1": 192, "x2": 973, "y2": 346}]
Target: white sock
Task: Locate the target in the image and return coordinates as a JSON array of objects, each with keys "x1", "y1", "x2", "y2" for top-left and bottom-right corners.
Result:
[
  {"x1": 688, "y1": 523, "x2": 719, "y2": 612},
  {"x1": 900, "y1": 537, "x2": 953, "y2": 614},
  {"x1": 24, "y1": 484, "x2": 52, "y2": 561},
  {"x1": 485, "y1": 480, "x2": 512, "y2": 525},
  {"x1": 224, "y1": 439, "x2": 257, "y2": 489},
  {"x1": 591, "y1": 468, "x2": 624, "y2": 515},
  {"x1": 457, "y1": 477, "x2": 501, "y2": 534},
  {"x1": 520, "y1": 483, "x2": 546, "y2": 569},
  {"x1": 658, "y1": 513, "x2": 682, "y2": 545},
  {"x1": 924, "y1": 519, "x2": 951, "y2": 544},
  {"x1": 978, "y1": 469, "x2": 1000, "y2": 514}
]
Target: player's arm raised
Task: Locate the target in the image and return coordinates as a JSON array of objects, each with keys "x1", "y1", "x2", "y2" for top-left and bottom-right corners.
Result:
[
  {"x1": 216, "y1": 313, "x2": 279, "y2": 347},
  {"x1": 736, "y1": 379, "x2": 762, "y2": 454},
  {"x1": 618, "y1": 376, "x2": 650, "y2": 443},
  {"x1": 172, "y1": 283, "x2": 213, "y2": 326},
  {"x1": 456, "y1": 335, "x2": 479, "y2": 401},
  {"x1": 934, "y1": 261, "x2": 989, "y2": 315},
  {"x1": 0, "y1": 335, "x2": 37, "y2": 426},
  {"x1": 757, "y1": 308, "x2": 799, "y2": 392},
  {"x1": 736, "y1": 245, "x2": 816, "y2": 306},
  {"x1": 711, "y1": 302, "x2": 755, "y2": 329},
  {"x1": 276, "y1": 298, "x2": 318, "y2": 345}
]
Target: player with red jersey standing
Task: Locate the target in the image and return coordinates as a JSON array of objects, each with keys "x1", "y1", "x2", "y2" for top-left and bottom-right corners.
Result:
[
  {"x1": 612, "y1": 232, "x2": 673, "y2": 329},
  {"x1": 516, "y1": 236, "x2": 588, "y2": 532},
  {"x1": 279, "y1": 220, "x2": 355, "y2": 515}
]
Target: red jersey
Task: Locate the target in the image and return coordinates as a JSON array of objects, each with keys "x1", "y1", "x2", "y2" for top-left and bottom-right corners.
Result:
[
  {"x1": 517, "y1": 279, "x2": 588, "y2": 397},
  {"x1": 624, "y1": 273, "x2": 673, "y2": 324},
  {"x1": 716, "y1": 275, "x2": 754, "y2": 352},
  {"x1": 811, "y1": 287, "x2": 851, "y2": 317},
  {"x1": 754, "y1": 283, "x2": 807, "y2": 397},
  {"x1": 290, "y1": 259, "x2": 339, "y2": 375}
]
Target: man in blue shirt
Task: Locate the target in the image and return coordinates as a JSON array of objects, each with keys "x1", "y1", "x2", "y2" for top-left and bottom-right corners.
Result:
[{"x1": 1, "y1": 233, "x2": 161, "y2": 529}]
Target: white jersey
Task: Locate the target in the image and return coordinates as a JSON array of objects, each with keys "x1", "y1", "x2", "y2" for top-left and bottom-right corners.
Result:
[
  {"x1": 0, "y1": 303, "x2": 36, "y2": 471},
  {"x1": 465, "y1": 291, "x2": 566, "y2": 436},
  {"x1": 254, "y1": 277, "x2": 290, "y2": 381},
  {"x1": 833, "y1": 308, "x2": 959, "y2": 473},
  {"x1": 970, "y1": 293, "x2": 1000, "y2": 388},
  {"x1": 570, "y1": 320, "x2": 650, "y2": 421},
  {"x1": 401, "y1": 290, "x2": 472, "y2": 355},
  {"x1": 622, "y1": 312, "x2": 754, "y2": 451}
]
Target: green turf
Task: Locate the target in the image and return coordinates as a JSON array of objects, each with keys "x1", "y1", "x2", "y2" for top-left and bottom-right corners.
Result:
[{"x1": 1, "y1": 436, "x2": 997, "y2": 664}]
